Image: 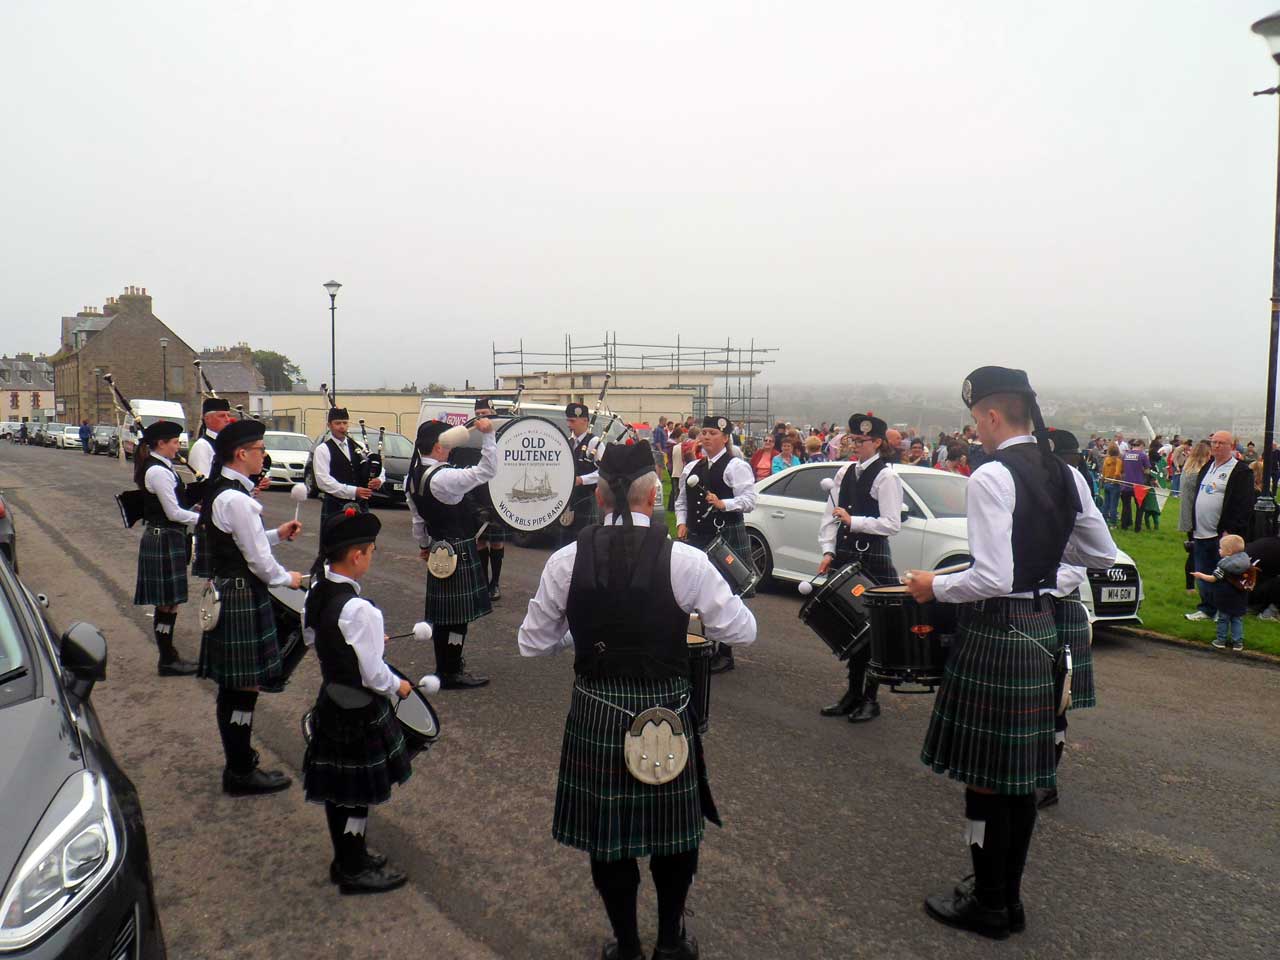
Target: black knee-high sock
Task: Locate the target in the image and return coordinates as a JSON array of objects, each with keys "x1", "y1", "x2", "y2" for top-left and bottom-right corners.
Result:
[
  {"x1": 324, "y1": 802, "x2": 346, "y2": 863},
  {"x1": 449, "y1": 624, "x2": 468, "y2": 674},
  {"x1": 154, "y1": 609, "x2": 179, "y2": 664},
  {"x1": 488, "y1": 548, "x2": 503, "y2": 587},
  {"x1": 476, "y1": 546, "x2": 490, "y2": 585},
  {"x1": 215, "y1": 688, "x2": 236, "y2": 769},
  {"x1": 434, "y1": 624, "x2": 468, "y2": 675},
  {"x1": 223, "y1": 689, "x2": 259, "y2": 774},
  {"x1": 848, "y1": 649, "x2": 869, "y2": 701},
  {"x1": 591, "y1": 857, "x2": 641, "y2": 952},
  {"x1": 333, "y1": 804, "x2": 369, "y2": 874},
  {"x1": 432, "y1": 629, "x2": 450, "y2": 676},
  {"x1": 964, "y1": 789, "x2": 1009, "y2": 910},
  {"x1": 650, "y1": 849, "x2": 698, "y2": 949},
  {"x1": 1004, "y1": 793, "x2": 1038, "y2": 906},
  {"x1": 1054, "y1": 739, "x2": 1065, "y2": 769}
]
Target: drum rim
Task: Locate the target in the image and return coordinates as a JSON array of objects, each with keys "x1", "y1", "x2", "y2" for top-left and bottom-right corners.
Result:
[{"x1": 389, "y1": 664, "x2": 440, "y2": 741}]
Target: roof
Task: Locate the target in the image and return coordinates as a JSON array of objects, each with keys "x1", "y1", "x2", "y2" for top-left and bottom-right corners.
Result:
[
  {"x1": 0, "y1": 355, "x2": 55, "y2": 385},
  {"x1": 198, "y1": 359, "x2": 263, "y2": 394}
]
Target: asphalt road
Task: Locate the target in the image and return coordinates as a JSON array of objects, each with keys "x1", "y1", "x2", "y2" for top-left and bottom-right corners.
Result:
[{"x1": 3, "y1": 441, "x2": 1278, "y2": 959}]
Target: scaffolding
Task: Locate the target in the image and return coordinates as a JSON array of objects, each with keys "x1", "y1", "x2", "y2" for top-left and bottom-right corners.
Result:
[{"x1": 491, "y1": 333, "x2": 778, "y2": 436}]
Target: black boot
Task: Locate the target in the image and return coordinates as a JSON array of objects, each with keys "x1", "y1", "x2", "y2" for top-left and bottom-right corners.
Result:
[
  {"x1": 651, "y1": 850, "x2": 698, "y2": 959},
  {"x1": 821, "y1": 658, "x2": 861, "y2": 716},
  {"x1": 708, "y1": 643, "x2": 735, "y2": 674},
  {"x1": 488, "y1": 549, "x2": 504, "y2": 601},
  {"x1": 154, "y1": 610, "x2": 197, "y2": 676},
  {"x1": 953, "y1": 875, "x2": 1026, "y2": 933},
  {"x1": 219, "y1": 690, "x2": 291, "y2": 795},
  {"x1": 848, "y1": 674, "x2": 880, "y2": 723},
  {"x1": 438, "y1": 627, "x2": 489, "y2": 688},
  {"x1": 334, "y1": 807, "x2": 407, "y2": 894},
  {"x1": 925, "y1": 791, "x2": 1011, "y2": 940}
]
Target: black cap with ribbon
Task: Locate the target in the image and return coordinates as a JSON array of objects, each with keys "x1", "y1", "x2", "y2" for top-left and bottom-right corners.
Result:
[
  {"x1": 202, "y1": 397, "x2": 231, "y2": 414},
  {"x1": 961, "y1": 365, "x2": 1052, "y2": 458},
  {"x1": 214, "y1": 418, "x2": 266, "y2": 459},
  {"x1": 142, "y1": 420, "x2": 182, "y2": 445},
  {"x1": 847, "y1": 412, "x2": 886, "y2": 438},
  {"x1": 701, "y1": 415, "x2": 732, "y2": 433},
  {"x1": 566, "y1": 402, "x2": 589, "y2": 419},
  {"x1": 597, "y1": 440, "x2": 657, "y2": 527},
  {"x1": 327, "y1": 406, "x2": 349, "y2": 423},
  {"x1": 321, "y1": 505, "x2": 381, "y2": 556}
]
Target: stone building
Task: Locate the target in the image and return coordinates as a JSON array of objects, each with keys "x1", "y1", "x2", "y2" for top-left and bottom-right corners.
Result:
[
  {"x1": 50, "y1": 287, "x2": 200, "y2": 427},
  {"x1": 0, "y1": 354, "x2": 55, "y2": 421},
  {"x1": 194, "y1": 353, "x2": 265, "y2": 414}
]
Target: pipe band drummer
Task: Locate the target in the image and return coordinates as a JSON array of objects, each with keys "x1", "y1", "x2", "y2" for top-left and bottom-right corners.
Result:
[
  {"x1": 301, "y1": 507, "x2": 414, "y2": 895},
  {"x1": 314, "y1": 405, "x2": 385, "y2": 526},
  {"x1": 406, "y1": 417, "x2": 497, "y2": 689},
  {"x1": 189, "y1": 396, "x2": 233, "y2": 579},
  {"x1": 196, "y1": 418, "x2": 306, "y2": 797},
  {"x1": 561, "y1": 401, "x2": 604, "y2": 547},
  {"x1": 518, "y1": 440, "x2": 757, "y2": 960},
  {"x1": 131, "y1": 419, "x2": 200, "y2": 677},
  {"x1": 904, "y1": 366, "x2": 1116, "y2": 940},
  {"x1": 452, "y1": 396, "x2": 509, "y2": 602},
  {"x1": 817, "y1": 412, "x2": 903, "y2": 724},
  {"x1": 674, "y1": 415, "x2": 758, "y2": 674}
]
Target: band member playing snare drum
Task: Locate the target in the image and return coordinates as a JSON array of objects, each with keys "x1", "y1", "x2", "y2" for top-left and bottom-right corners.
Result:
[
  {"x1": 518, "y1": 441, "x2": 756, "y2": 960},
  {"x1": 817, "y1": 412, "x2": 903, "y2": 723},
  {"x1": 905, "y1": 367, "x2": 1115, "y2": 940}
]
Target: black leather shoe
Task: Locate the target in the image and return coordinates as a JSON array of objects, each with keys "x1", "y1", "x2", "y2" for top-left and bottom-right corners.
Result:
[
  {"x1": 651, "y1": 931, "x2": 699, "y2": 959},
  {"x1": 337, "y1": 863, "x2": 408, "y2": 895},
  {"x1": 708, "y1": 650, "x2": 735, "y2": 675},
  {"x1": 600, "y1": 940, "x2": 644, "y2": 960},
  {"x1": 439, "y1": 671, "x2": 490, "y2": 689},
  {"x1": 157, "y1": 658, "x2": 198, "y2": 676},
  {"x1": 1036, "y1": 787, "x2": 1059, "y2": 809},
  {"x1": 820, "y1": 689, "x2": 859, "y2": 717},
  {"x1": 222, "y1": 767, "x2": 292, "y2": 796},
  {"x1": 488, "y1": 584, "x2": 502, "y2": 601},
  {"x1": 847, "y1": 700, "x2": 881, "y2": 723},
  {"x1": 329, "y1": 850, "x2": 388, "y2": 883},
  {"x1": 952, "y1": 875, "x2": 1025, "y2": 932},
  {"x1": 924, "y1": 892, "x2": 1010, "y2": 940}
]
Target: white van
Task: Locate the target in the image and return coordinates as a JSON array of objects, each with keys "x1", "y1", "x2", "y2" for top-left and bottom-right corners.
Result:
[
  {"x1": 416, "y1": 397, "x2": 635, "y2": 444},
  {"x1": 121, "y1": 399, "x2": 190, "y2": 458}
]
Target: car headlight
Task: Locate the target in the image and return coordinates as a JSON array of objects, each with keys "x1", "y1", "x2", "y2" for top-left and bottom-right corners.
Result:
[{"x1": 0, "y1": 771, "x2": 120, "y2": 951}]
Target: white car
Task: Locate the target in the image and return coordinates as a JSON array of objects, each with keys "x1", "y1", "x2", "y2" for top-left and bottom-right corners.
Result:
[
  {"x1": 263, "y1": 431, "x2": 313, "y2": 487},
  {"x1": 60, "y1": 425, "x2": 82, "y2": 449},
  {"x1": 744, "y1": 461, "x2": 1143, "y2": 624}
]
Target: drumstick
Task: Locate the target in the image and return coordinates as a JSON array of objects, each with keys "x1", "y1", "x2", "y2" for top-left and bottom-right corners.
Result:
[
  {"x1": 290, "y1": 482, "x2": 307, "y2": 522},
  {"x1": 903, "y1": 561, "x2": 972, "y2": 581},
  {"x1": 387, "y1": 621, "x2": 434, "y2": 642}
]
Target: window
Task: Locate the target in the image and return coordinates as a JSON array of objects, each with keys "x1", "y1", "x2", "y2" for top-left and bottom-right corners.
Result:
[
  {"x1": 0, "y1": 370, "x2": 8, "y2": 383},
  {"x1": 18, "y1": 371, "x2": 31, "y2": 384},
  {"x1": 902, "y1": 473, "x2": 968, "y2": 519},
  {"x1": 774, "y1": 465, "x2": 839, "y2": 502}
]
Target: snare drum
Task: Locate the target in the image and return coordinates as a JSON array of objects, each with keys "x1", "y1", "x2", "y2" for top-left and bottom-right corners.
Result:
[
  {"x1": 863, "y1": 585, "x2": 954, "y2": 689},
  {"x1": 268, "y1": 583, "x2": 309, "y2": 685},
  {"x1": 687, "y1": 635, "x2": 714, "y2": 735},
  {"x1": 705, "y1": 534, "x2": 759, "y2": 597},
  {"x1": 797, "y1": 563, "x2": 875, "y2": 660},
  {"x1": 389, "y1": 663, "x2": 441, "y2": 754}
]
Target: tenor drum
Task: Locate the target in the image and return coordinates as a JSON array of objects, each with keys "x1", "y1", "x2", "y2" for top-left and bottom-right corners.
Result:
[
  {"x1": 705, "y1": 534, "x2": 759, "y2": 597},
  {"x1": 268, "y1": 584, "x2": 310, "y2": 684},
  {"x1": 687, "y1": 632, "x2": 714, "y2": 735},
  {"x1": 389, "y1": 663, "x2": 441, "y2": 753},
  {"x1": 863, "y1": 585, "x2": 954, "y2": 690},
  {"x1": 797, "y1": 563, "x2": 874, "y2": 660}
]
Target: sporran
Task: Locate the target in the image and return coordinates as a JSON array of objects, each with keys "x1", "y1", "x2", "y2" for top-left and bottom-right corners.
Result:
[
  {"x1": 623, "y1": 706, "x2": 689, "y2": 786},
  {"x1": 198, "y1": 579, "x2": 222, "y2": 631},
  {"x1": 427, "y1": 540, "x2": 459, "y2": 579}
]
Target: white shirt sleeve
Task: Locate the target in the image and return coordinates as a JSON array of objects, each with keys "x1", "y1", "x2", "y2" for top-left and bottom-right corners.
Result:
[
  {"x1": 670, "y1": 542, "x2": 757, "y2": 646},
  {"x1": 1053, "y1": 564, "x2": 1089, "y2": 597},
  {"x1": 406, "y1": 484, "x2": 430, "y2": 549},
  {"x1": 338, "y1": 598, "x2": 401, "y2": 698},
  {"x1": 188, "y1": 437, "x2": 213, "y2": 478},
  {"x1": 429, "y1": 433, "x2": 499, "y2": 505},
  {"x1": 932, "y1": 463, "x2": 1016, "y2": 603},
  {"x1": 720, "y1": 457, "x2": 757, "y2": 514},
  {"x1": 674, "y1": 460, "x2": 696, "y2": 524},
  {"x1": 818, "y1": 463, "x2": 850, "y2": 556},
  {"x1": 211, "y1": 488, "x2": 292, "y2": 586},
  {"x1": 144, "y1": 465, "x2": 200, "y2": 527},
  {"x1": 1061, "y1": 469, "x2": 1118, "y2": 570},
  {"x1": 575, "y1": 435, "x2": 600, "y2": 487},
  {"x1": 517, "y1": 545, "x2": 578, "y2": 656},
  {"x1": 846, "y1": 467, "x2": 903, "y2": 538},
  {"x1": 314, "y1": 442, "x2": 357, "y2": 500}
]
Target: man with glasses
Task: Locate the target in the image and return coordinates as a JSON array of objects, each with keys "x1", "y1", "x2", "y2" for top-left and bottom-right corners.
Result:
[
  {"x1": 816, "y1": 413, "x2": 904, "y2": 723},
  {"x1": 1185, "y1": 431, "x2": 1254, "y2": 622}
]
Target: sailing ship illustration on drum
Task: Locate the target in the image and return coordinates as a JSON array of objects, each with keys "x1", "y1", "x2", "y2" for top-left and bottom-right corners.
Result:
[{"x1": 509, "y1": 469, "x2": 555, "y2": 503}]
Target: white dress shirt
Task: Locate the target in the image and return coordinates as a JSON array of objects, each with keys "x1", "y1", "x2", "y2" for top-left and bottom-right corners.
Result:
[
  {"x1": 210, "y1": 467, "x2": 291, "y2": 587},
  {"x1": 188, "y1": 432, "x2": 216, "y2": 478},
  {"x1": 143, "y1": 456, "x2": 200, "y2": 528},
  {"x1": 1051, "y1": 564, "x2": 1089, "y2": 599},
  {"x1": 571, "y1": 429, "x2": 602, "y2": 486},
  {"x1": 673, "y1": 447, "x2": 758, "y2": 523},
  {"x1": 932, "y1": 437, "x2": 1117, "y2": 604},
  {"x1": 302, "y1": 569, "x2": 400, "y2": 699},
  {"x1": 314, "y1": 436, "x2": 386, "y2": 500},
  {"x1": 818, "y1": 454, "x2": 904, "y2": 555},
  {"x1": 518, "y1": 512, "x2": 757, "y2": 657},
  {"x1": 407, "y1": 432, "x2": 498, "y2": 548}
]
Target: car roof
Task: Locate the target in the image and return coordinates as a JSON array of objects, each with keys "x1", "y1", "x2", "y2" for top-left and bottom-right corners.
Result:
[
  {"x1": 264, "y1": 430, "x2": 309, "y2": 438},
  {"x1": 757, "y1": 460, "x2": 966, "y2": 488}
]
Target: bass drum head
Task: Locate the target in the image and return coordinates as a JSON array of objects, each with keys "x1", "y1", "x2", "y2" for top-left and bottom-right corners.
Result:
[
  {"x1": 389, "y1": 664, "x2": 440, "y2": 747},
  {"x1": 488, "y1": 416, "x2": 577, "y2": 533}
]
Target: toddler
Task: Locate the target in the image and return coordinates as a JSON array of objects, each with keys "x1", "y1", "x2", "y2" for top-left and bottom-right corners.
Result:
[{"x1": 1192, "y1": 534, "x2": 1254, "y2": 652}]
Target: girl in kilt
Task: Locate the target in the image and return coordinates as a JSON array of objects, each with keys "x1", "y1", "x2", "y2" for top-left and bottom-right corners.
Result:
[
  {"x1": 905, "y1": 368, "x2": 1116, "y2": 941},
  {"x1": 519, "y1": 440, "x2": 756, "y2": 960},
  {"x1": 407, "y1": 417, "x2": 496, "y2": 689},
  {"x1": 302, "y1": 506, "x2": 414, "y2": 894},
  {"x1": 132, "y1": 420, "x2": 200, "y2": 676},
  {"x1": 196, "y1": 419, "x2": 305, "y2": 796},
  {"x1": 817, "y1": 412, "x2": 904, "y2": 723}
]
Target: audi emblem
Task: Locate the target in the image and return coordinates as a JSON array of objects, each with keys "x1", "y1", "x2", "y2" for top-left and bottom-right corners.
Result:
[{"x1": 1106, "y1": 568, "x2": 1127, "y2": 582}]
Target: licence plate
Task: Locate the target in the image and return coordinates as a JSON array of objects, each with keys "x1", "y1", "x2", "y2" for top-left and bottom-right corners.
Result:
[
  {"x1": 387, "y1": 481, "x2": 398, "y2": 492},
  {"x1": 1101, "y1": 586, "x2": 1135, "y2": 603}
]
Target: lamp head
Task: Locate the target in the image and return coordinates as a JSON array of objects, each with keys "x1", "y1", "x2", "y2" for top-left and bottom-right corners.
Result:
[
  {"x1": 1253, "y1": 11, "x2": 1280, "y2": 64},
  {"x1": 323, "y1": 280, "x2": 342, "y2": 298}
]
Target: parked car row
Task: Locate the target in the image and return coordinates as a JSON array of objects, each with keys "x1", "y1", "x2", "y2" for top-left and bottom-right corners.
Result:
[{"x1": 6, "y1": 424, "x2": 123, "y2": 455}]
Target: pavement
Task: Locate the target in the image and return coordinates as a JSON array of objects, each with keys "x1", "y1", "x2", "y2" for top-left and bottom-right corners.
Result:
[{"x1": 2, "y1": 440, "x2": 1278, "y2": 960}]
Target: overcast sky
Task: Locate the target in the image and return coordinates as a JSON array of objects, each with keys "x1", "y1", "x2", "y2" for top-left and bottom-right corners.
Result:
[{"x1": 3, "y1": 1, "x2": 1280, "y2": 395}]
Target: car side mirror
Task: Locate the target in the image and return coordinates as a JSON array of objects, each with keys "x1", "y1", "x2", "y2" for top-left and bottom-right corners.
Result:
[{"x1": 60, "y1": 621, "x2": 107, "y2": 699}]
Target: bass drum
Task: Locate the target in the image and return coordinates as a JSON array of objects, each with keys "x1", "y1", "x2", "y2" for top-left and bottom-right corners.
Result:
[{"x1": 487, "y1": 416, "x2": 578, "y2": 534}]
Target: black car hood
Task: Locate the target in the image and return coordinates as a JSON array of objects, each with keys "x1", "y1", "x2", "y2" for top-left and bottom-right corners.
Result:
[
  {"x1": 0, "y1": 698, "x2": 84, "y2": 880},
  {"x1": 380, "y1": 453, "x2": 410, "y2": 478}
]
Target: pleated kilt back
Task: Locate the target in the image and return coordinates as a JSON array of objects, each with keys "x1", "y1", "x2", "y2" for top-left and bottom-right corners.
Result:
[
  {"x1": 134, "y1": 524, "x2": 190, "y2": 607},
  {"x1": 689, "y1": 521, "x2": 757, "y2": 598},
  {"x1": 424, "y1": 537, "x2": 492, "y2": 625},
  {"x1": 920, "y1": 602, "x2": 1059, "y2": 794},
  {"x1": 198, "y1": 577, "x2": 284, "y2": 690},
  {"x1": 554, "y1": 676, "x2": 705, "y2": 862},
  {"x1": 303, "y1": 694, "x2": 413, "y2": 806},
  {"x1": 1054, "y1": 594, "x2": 1096, "y2": 710}
]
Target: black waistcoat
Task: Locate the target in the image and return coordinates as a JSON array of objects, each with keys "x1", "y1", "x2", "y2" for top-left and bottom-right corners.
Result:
[
  {"x1": 200, "y1": 474, "x2": 254, "y2": 577},
  {"x1": 324, "y1": 437, "x2": 367, "y2": 488},
  {"x1": 409, "y1": 462, "x2": 478, "y2": 541},
  {"x1": 990, "y1": 443, "x2": 1081, "y2": 593},
  {"x1": 141, "y1": 457, "x2": 186, "y2": 526},
  {"x1": 571, "y1": 433, "x2": 597, "y2": 484},
  {"x1": 567, "y1": 524, "x2": 690, "y2": 680},
  {"x1": 688, "y1": 453, "x2": 742, "y2": 538},
  {"x1": 312, "y1": 581, "x2": 364, "y2": 688}
]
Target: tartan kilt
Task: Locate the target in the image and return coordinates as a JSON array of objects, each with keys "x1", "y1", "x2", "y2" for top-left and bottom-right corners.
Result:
[
  {"x1": 424, "y1": 537, "x2": 492, "y2": 625},
  {"x1": 559, "y1": 493, "x2": 600, "y2": 546},
  {"x1": 198, "y1": 576, "x2": 284, "y2": 691},
  {"x1": 477, "y1": 515, "x2": 509, "y2": 545},
  {"x1": 836, "y1": 535, "x2": 897, "y2": 587},
  {"x1": 1054, "y1": 595, "x2": 1096, "y2": 710},
  {"x1": 689, "y1": 520, "x2": 757, "y2": 598},
  {"x1": 133, "y1": 525, "x2": 190, "y2": 607},
  {"x1": 303, "y1": 693, "x2": 413, "y2": 806},
  {"x1": 553, "y1": 676, "x2": 707, "y2": 861},
  {"x1": 920, "y1": 602, "x2": 1059, "y2": 794}
]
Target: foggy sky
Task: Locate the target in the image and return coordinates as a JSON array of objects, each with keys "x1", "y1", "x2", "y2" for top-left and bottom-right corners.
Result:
[{"x1": 3, "y1": 1, "x2": 1279, "y2": 394}]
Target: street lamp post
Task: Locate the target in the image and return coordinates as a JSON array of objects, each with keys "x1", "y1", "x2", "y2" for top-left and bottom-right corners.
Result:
[
  {"x1": 323, "y1": 281, "x2": 342, "y2": 398},
  {"x1": 159, "y1": 337, "x2": 169, "y2": 402},
  {"x1": 93, "y1": 368, "x2": 102, "y2": 424}
]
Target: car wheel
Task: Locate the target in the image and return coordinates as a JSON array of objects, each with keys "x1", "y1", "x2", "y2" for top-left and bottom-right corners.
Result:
[{"x1": 747, "y1": 529, "x2": 773, "y2": 585}]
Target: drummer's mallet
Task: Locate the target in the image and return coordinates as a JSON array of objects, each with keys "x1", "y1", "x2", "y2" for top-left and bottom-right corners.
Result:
[
  {"x1": 290, "y1": 482, "x2": 307, "y2": 523},
  {"x1": 387, "y1": 621, "x2": 435, "y2": 643}
]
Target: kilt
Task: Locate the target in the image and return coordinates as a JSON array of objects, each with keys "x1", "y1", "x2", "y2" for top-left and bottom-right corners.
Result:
[
  {"x1": 303, "y1": 693, "x2": 413, "y2": 806},
  {"x1": 689, "y1": 520, "x2": 757, "y2": 599},
  {"x1": 321, "y1": 494, "x2": 366, "y2": 526},
  {"x1": 424, "y1": 537, "x2": 492, "y2": 625},
  {"x1": 1054, "y1": 594, "x2": 1095, "y2": 710},
  {"x1": 836, "y1": 534, "x2": 897, "y2": 587},
  {"x1": 477, "y1": 514, "x2": 509, "y2": 546},
  {"x1": 559, "y1": 493, "x2": 600, "y2": 546},
  {"x1": 133, "y1": 524, "x2": 190, "y2": 607},
  {"x1": 198, "y1": 576, "x2": 284, "y2": 691},
  {"x1": 553, "y1": 676, "x2": 709, "y2": 861},
  {"x1": 920, "y1": 601, "x2": 1059, "y2": 794}
]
